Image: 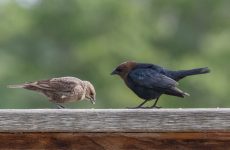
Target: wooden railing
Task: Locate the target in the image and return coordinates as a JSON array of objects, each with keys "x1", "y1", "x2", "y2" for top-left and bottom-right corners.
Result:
[{"x1": 0, "y1": 109, "x2": 229, "y2": 149}]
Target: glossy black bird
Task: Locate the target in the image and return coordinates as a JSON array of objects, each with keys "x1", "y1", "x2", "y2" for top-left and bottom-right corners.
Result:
[{"x1": 111, "y1": 61, "x2": 210, "y2": 108}]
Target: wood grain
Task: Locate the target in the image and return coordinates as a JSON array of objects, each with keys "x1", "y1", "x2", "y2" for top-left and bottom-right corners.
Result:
[
  {"x1": 0, "y1": 109, "x2": 230, "y2": 132},
  {"x1": 0, "y1": 132, "x2": 229, "y2": 150}
]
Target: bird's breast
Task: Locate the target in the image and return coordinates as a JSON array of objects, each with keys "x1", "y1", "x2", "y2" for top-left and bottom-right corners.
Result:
[{"x1": 125, "y1": 77, "x2": 161, "y2": 100}]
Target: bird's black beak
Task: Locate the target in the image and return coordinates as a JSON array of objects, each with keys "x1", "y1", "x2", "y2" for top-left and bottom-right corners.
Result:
[{"x1": 111, "y1": 70, "x2": 118, "y2": 75}]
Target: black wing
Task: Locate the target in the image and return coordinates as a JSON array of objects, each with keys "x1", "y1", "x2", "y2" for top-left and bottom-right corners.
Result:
[
  {"x1": 134, "y1": 63, "x2": 167, "y2": 74},
  {"x1": 128, "y1": 68, "x2": 178, "y2": 90}
]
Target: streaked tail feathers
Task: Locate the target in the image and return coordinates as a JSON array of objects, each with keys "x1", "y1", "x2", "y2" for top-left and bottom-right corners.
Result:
[
  {"x1": 7, "y1": 82, "x2": 37, "y2": 90},
  {"x1": 7, "y1": 84, "x2": 26, "y2": 89}
]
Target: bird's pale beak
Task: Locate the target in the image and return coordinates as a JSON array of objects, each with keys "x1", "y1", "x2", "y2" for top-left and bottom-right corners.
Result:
[
  {"x1": 90, "y1": 97, "x2": 96, "y2": 104},
  {"x1": 111, "y1": 70, "x2": 118, "y2": 75}
]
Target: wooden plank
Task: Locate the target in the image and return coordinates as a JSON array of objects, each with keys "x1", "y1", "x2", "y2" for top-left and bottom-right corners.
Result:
[
  {"x1": 0, "y1": 109, "x2": 229, "y2": 132},
  {"x1": 0, "y1": 132, "x2": 229, "y2": 150}
]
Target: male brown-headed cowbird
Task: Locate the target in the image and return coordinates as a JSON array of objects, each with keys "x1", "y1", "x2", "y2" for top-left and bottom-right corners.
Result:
[
  {"x1": 111, "y1": 61, "x2": 210, "y2": 108},
  {"x1": 8, "y1": 77, "x2": 96, "y2": 108}
]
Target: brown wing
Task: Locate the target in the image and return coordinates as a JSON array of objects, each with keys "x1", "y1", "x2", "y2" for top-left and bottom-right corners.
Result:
[{"x1": 28, "y1": 77, "x2": 81, "y2": 92}]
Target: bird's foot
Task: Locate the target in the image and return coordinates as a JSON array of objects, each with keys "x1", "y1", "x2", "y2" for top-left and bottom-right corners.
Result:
[
  {"x1": 126, "y1": 106, "x2": 139, "y2": 109},
  {"x1": 150, "y1": 106, "x2": 162, "y2": 109},
  {"x1": 56, "y1": 104, "x2": 65, "y2": 109},
  {"x1": 126, "y1": 106, "x2": 146, "y2": 109},
  {"x1": 138, "y1": 106, "x2": 161, "y2": 109},
  {"x1": 126, "y1": 106, "x2": 161, "y2": 109}
]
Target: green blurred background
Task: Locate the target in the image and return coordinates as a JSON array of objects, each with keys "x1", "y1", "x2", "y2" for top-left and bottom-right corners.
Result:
[{"x1": 0, "y1": 0, "x2": 229, "y2": 108}]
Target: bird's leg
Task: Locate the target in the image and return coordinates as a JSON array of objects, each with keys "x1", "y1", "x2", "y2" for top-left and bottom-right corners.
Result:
[
  {"x1": 127, "y1": 100, "x2": 149, "y2": 109},
  {"x1": 56, "y1": 104, "x2": 65, "y2": 109},
  {"x1": 150, "y1": 98, "x2": 161, "y2": 109}
]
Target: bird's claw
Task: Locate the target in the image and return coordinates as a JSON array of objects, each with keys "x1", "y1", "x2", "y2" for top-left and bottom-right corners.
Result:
[
  {"x1": 126, "y1": 106, "x2": 145, "y2": 109},
  {"x1": 140, "y1": 106, "x2": 162, "y2": 109},
  {"x1": 150, "y1": 106, "x2": 162, "y2": 109},
  {"x1": 126, "y1": 106, "x2": 161, "y2": 109},
  {"x1": 56, "y1": 104, "x2": 65, "y2": 109}
]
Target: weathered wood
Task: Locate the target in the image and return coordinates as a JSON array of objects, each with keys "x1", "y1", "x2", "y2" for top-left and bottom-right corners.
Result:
[
  {"x1": 0, "y1": 109, "x2": 229, "y2": 132},
  {"x1": 0, "y1": 132, "x2": 229, "y2": 150}
]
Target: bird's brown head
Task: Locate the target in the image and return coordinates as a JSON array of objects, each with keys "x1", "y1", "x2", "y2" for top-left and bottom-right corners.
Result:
[
  {"x1": 111, "y1": 61, "x2": 137, "y2": 79},
  {"x1": 84, "y1": 81, "x2": 96, "y2": 104}
]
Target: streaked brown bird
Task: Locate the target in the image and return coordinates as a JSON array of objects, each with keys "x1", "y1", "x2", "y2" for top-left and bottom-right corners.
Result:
[
  {"x1": 7, "y1": 77, "x2": 96, "y2": 108},
  {"x1": 111, "y1": 61, "x2": 210, "y2": 109}
]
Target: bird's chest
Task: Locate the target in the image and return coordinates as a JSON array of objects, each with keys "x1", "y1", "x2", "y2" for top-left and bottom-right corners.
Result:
[
  {"x1": 125, "y1": 77, "x2": 160, "y2": 100},
  {"x1": 46, "y1": 89, "x2": 80, "y2": 103}
]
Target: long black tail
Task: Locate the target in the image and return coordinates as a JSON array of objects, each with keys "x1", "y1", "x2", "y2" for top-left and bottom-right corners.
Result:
[{"x1": 170, "y1": 67, "x2": 210, "y2": 81}]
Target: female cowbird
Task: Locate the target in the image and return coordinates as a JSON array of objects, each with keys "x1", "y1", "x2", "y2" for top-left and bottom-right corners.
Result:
[
  {"x1": 111, "y1": 61, "x2": 210, "y2": 108},
  {"x1": 8, "y1": 77, "x2": 96, "y2": 108}
]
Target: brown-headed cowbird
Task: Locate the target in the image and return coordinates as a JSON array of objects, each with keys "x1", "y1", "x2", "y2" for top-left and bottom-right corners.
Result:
[
  {"x1": 111, "y1": 61, "x2": 210, "y2": 108},
  {"x1": 8, "y1": 77, "x2": 96, "y2": 108}
]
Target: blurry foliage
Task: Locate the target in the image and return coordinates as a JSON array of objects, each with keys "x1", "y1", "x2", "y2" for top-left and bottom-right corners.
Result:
[{"x1": 0, "y1": 0, "x2": 229, "y2": 108}]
